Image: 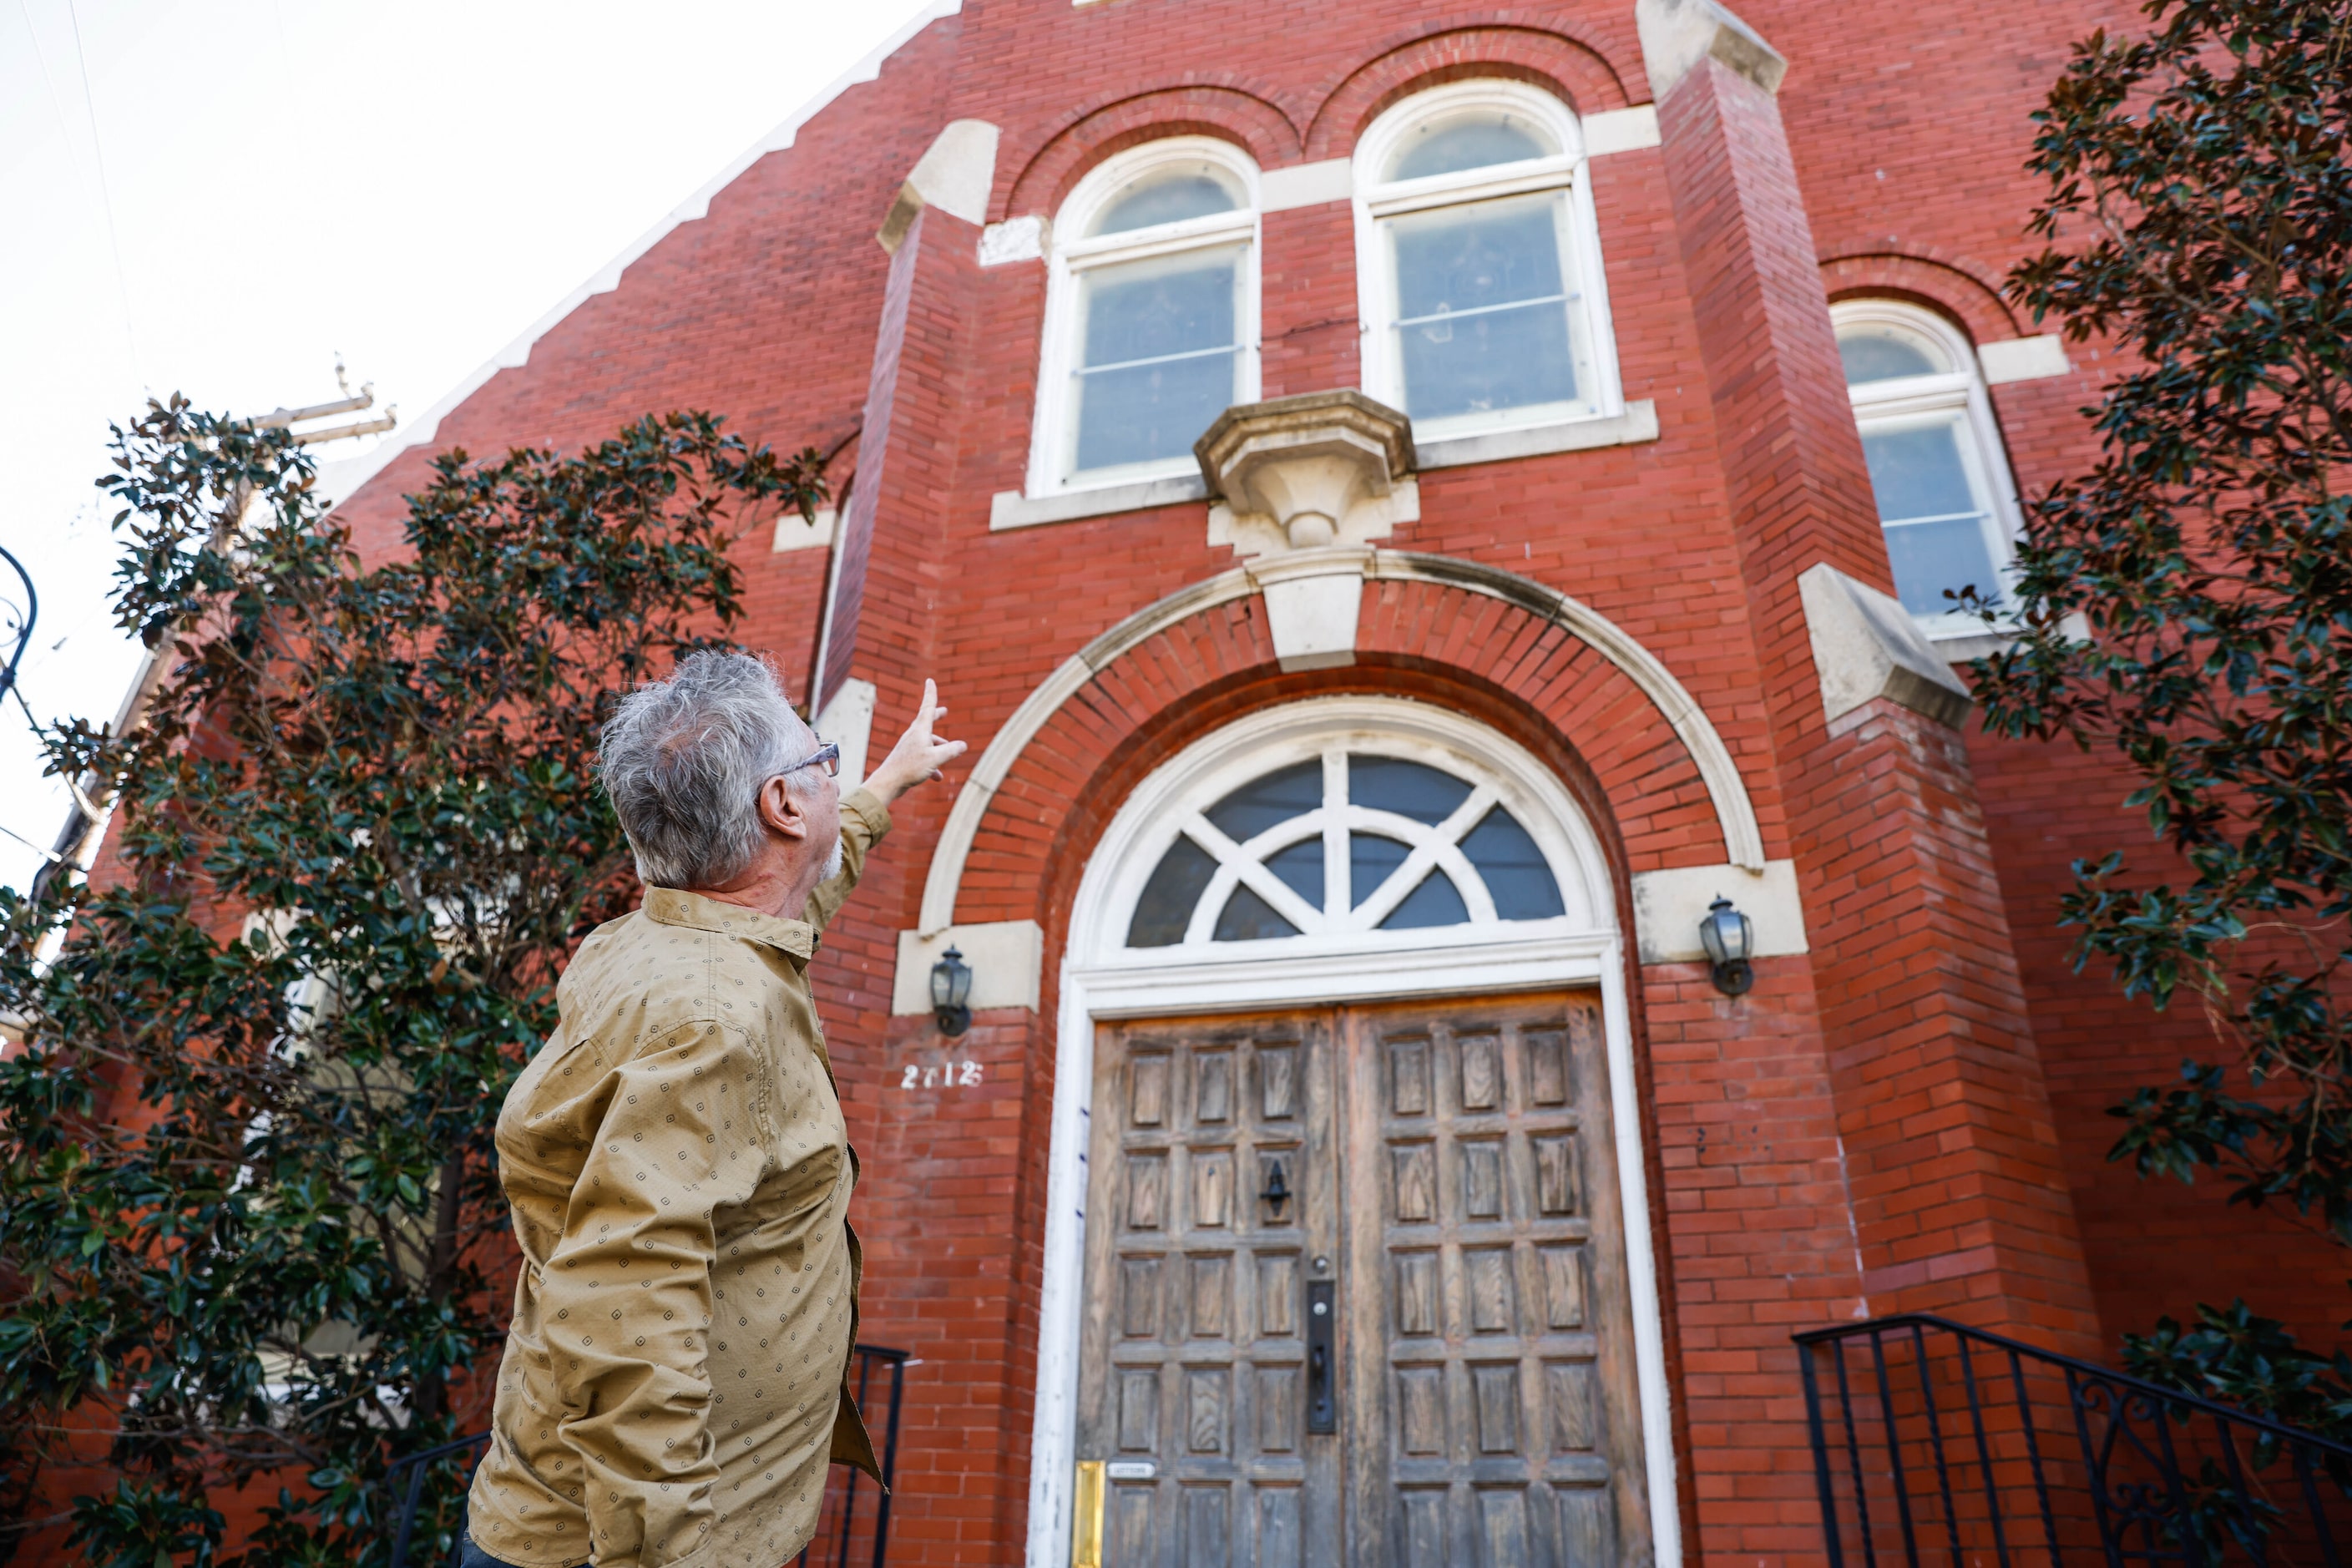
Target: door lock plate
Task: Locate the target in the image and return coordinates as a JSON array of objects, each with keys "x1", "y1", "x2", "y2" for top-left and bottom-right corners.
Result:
[{"x1": 1306, "y1": 1278, "x2": 1337, "y2": 1434}]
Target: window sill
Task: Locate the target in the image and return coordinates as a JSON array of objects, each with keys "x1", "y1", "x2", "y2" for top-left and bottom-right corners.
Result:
[
  {"x1": 1929, "y1": 613, "x2": 2087, "y2": 665},
  {"x1": 990, "y1": 473, "x2": 1211, "y2": 532},
  {"x1": 989, "y1": 401, "x2": 1659, "y2": 532},
  {"x1": 1413, "y1": 400, "x2": 1659, "y2": 471}
]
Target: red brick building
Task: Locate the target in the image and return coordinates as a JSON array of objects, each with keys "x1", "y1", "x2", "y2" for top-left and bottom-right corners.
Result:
[{"x1": 301, "y1": 0, "x2": 2335, "y2": 1562}]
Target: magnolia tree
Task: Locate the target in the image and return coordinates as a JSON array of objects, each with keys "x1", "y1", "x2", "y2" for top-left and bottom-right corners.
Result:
[
  {"x1": 0, "y1": 401, "x2": 824, "y2": 1566},
  {"x1": 1978, "y1": 0, "x2": 2352, "y2": 1420}
]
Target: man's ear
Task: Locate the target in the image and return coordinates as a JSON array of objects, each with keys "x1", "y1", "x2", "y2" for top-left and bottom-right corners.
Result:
[{"x1": 754, "y1": 775, "x2": 812, "y2": 843}]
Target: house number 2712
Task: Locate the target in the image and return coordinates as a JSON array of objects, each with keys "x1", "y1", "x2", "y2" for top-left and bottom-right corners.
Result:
[{"x1": 902, "y1": 1060, "x2": 983, "y2": 1090}]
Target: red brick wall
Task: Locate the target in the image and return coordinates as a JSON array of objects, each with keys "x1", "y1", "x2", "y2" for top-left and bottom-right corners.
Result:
[{"x1": 42, "y1": 2, "x2": 2343, "y2": 1565}]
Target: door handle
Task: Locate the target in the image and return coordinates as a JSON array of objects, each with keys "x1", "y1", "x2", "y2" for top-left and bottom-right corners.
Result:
[{"x1": 1306, "y1": 1278, "x2": 1336, "y2": 1434}]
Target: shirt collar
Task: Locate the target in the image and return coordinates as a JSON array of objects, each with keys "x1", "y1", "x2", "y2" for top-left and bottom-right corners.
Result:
[{"x1": 643, "y1": 886, "x2": 817, "y2": 960}]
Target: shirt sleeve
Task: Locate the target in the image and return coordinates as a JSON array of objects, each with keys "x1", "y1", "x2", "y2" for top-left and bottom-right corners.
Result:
[
  {"x1": 537, "y1": 1018, "x2": 772, "y2": 1568},
  {"x1": 800, "y1": 786, "x2": 892, "y2": 934}
]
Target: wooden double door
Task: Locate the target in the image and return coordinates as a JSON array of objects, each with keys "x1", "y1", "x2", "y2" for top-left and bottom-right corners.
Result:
[{"x1": 1076, "y1": 993, "x2": 1652, "y2": 1568}]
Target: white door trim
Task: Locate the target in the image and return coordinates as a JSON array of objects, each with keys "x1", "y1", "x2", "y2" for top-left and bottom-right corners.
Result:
[{"x1": 1022, "y1": 696, "x2": 1682, "y2": 1567}]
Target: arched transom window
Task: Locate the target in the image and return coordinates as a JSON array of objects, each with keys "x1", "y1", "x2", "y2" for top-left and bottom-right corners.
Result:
[
  {"x1": 1029, "y1": 138, "x2": 1262, "y2": 495},
  {"x1": 1353, "y1": 80, "x2": 1621, "y2": 443},
  {"x1": 1120, "y1": 729, "x2": 1586, "y2": 953}
]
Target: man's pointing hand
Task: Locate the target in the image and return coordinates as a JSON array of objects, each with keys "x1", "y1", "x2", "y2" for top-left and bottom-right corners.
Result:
[{"x1": 862, "y1": 679, "x2": 967, "y2": 806}]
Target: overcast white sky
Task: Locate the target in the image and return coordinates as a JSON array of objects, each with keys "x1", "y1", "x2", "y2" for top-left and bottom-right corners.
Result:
[{"x1": 0, "y1": 0, "x2": 940, "y2": 893}]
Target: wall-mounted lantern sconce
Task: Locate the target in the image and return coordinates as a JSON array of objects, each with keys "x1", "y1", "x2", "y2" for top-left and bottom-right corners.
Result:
[
  {"x1": 930, "y1": 945, "x2": 973, "y2": 1036},
  {"x1": 1698, "y1": 895, "x2": 1755, "y2": 996}
]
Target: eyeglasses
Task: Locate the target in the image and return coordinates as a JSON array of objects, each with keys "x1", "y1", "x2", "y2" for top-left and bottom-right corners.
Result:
[{"x1": 781, "y1": 739, "x2": 840, "y2": 780}]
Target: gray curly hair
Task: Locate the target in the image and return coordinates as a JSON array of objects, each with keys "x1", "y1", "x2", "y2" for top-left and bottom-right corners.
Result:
[{"x1": 599, "y1": 650, "x2": 819, "y2": 888}]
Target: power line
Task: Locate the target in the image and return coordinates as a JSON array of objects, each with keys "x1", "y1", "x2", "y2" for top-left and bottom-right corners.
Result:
[{"x1": 64, "y1": 0, "x2": 142, "y2": 386}]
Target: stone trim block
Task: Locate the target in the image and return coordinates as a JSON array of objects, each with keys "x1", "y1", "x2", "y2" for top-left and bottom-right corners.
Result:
[
  {"x1": 1583, "y1": 104, "x2": 1663, "y2": 155},
  {"x1": 979, "y1": 215, "x2": 1046, "y2": 266},
  {"x1": 813, "y1": 677, "x2": 877, "y2": 790},
  {"x1": 1799, "y1": 562, "x2": 1973, "y2": 729},
  {"x1": 1249, "y1": 545, "x2": 1375, "y2": 671},
  {"x1": 879, "y1": 118, "x2": 999, "y2": 251},
  {"x1": 893, "y1": 920, "x2": 1044, "y2": 1014},
  {"x1": 771, "y1": 508, "x2": 837, "y2": 553},
  {"x1": 1978, "y1": 333, "x2": 2072, "y2": 384},
  {"x1": 1631, "y1": 859, "x2": 1808, "y2": 963},
  {"x1": 1635, "y1": 0, "x2": 1787, "y2": 99},
  {"x1": 1261, "y1": 158, "x2": 1353, "y2": 211}
]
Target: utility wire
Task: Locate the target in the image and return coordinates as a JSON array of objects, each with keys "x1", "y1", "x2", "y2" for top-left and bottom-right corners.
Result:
[{"x1": 64, "y1": 0, "x2": 142, "y2": 385}]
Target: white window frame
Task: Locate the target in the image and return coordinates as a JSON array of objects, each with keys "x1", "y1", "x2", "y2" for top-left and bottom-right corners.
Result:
[
  {"x1": 1833, "y1": 298, "x2": 2028, "y2": 640},
  {"x1": 1352, "y1": 79, "x2": 1625, "y2": 443},
  {"x1": 1024, "y1": 137, "x2": 1263, "y2": 499}
]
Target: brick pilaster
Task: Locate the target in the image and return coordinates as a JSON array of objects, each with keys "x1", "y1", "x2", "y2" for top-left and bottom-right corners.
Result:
[{"x1": 1645, "y1": 1, "x2": 2100, "y2": 1348}]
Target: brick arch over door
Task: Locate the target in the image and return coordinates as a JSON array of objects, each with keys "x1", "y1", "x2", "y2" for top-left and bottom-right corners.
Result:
[{"x1": 918, "y1": 553, "x2": 1769, "y2": 933}]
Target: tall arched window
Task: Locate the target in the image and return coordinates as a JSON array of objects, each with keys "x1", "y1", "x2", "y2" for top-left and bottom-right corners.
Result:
[
  {"x1": 1353, "y1": 81, "x2": 1621, "y2": 443},
  {"x1": 1028, "y1": 139, "x2": 1262, "y2": 496},
  {"x1": 1833, "y1": 299, "x2": 2026, "y2": 635}
]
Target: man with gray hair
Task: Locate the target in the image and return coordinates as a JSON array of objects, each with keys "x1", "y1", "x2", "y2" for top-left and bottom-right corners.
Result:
[{"x1": 461, "y1": 651, "x2": 964, "y2": 1568}]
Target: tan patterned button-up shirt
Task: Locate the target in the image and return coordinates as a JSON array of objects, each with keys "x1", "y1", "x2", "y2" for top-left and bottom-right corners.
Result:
[{"x1": 468, "y1": 789, "x2": 891, "y2": 1568}]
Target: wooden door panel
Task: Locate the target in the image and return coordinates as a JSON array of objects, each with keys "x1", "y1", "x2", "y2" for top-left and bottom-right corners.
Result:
[
  {"x1": 1340, "y1": 993, "x2": 1651, "y2": 1568},
  {"x1": 1079, "y1": 1012, "x2": 1343, "y2": 1568},
  {"x1": 1079, "y1": 993, "x2": 1648, "y2": 1568}
]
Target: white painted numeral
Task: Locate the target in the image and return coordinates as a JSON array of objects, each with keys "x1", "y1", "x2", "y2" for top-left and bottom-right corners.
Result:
[{"x1": 898, "y1": 1060, "x2": 984, "y2": 1091}]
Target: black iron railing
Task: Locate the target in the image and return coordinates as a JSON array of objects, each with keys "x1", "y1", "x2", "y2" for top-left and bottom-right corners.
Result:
[
  {"x1": 793, "y1": 1343, "x2": 910, "y2": 1568},
  {"x1": 1795, "y1": 1313, "x2": 2352, "y2": 1568},
  {"x1": 386, "y1": 1343, "x2": 910, "y2": 1568}
]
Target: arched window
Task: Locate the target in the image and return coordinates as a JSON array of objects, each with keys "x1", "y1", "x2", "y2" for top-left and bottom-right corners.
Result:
[
  {"x1": 1028, "y1": 139, "x2": 1262, "y2": 495},
  {"x1": 1832, "y1": 299, "x2": 2026, "y2": 635},
  {"x1": 1117, "y1": 724, "x2": 1591, "y2": 955},
  {"x1": 1353, "y1": 81, "x2": 1621, "y2": 443}
]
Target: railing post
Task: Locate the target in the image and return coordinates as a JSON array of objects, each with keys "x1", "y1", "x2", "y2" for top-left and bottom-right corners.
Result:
[
  {"x1": 1834, "y1": 1333, "x2": 1881, "y2": 1568},
  {"x1": 388, "y1": 1459, "x2": 428, "y2": 1568},
  {"x1": 1951, "y1": 1332, "x2": 2013, "y2": 1568},
  {"x1": 1801, "y1": 1337, "x2": 1849, "y2": 1568},
  {"x1": 870, "y1": 1352, "x2": 907, "y2": 1568},
  {"x1": 386, "y1": 1432, "x2": 492, "y2": 1568},
  {"x1": 2002, "y1": 1347, "x2": 2063, "y2": 1566},
  {"x1": 1869, "y1": 1328, "x2": 1925, "y2": 1565},
  {"x1": 1908, "y1": 1320, "x2": 1964, "y2": 1566},
  {"x1": 2295, "y1": 1443, "x2": 2343, "y2": 1568}
]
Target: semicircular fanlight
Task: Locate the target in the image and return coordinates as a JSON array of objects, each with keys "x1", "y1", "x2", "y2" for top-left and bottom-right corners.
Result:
[{"x1": 1124, "y1": 746, "x2": 1568, "y2": 950}]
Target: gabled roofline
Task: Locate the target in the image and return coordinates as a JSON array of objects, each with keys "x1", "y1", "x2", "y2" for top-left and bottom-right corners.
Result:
[{"x1": 318, "y1": 0, "x2": 964, "y2": 507}]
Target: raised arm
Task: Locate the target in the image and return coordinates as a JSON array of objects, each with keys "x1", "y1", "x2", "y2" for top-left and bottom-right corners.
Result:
[{"x1": 802, "y1": 680, "x2": 966, "y2": 931}]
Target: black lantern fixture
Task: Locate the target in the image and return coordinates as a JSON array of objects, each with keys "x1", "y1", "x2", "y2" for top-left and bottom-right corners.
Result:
[
  {"x1": 930, "y1": 945, "x2": 973, "y2": 1036},
  {"x1": 1698, "y1": 895, "x2": 1755, "y2": 996}
]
